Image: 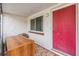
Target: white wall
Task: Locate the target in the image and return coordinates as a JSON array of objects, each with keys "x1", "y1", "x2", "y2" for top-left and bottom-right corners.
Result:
[
  {"x1": 3, "y1": 14, "x2": 27, "y2": 40},
  {"x1": 26, "y1": 3, "x2": 76, "y2": 52},
  {"x1": 26, "y1": 6, "x2": 53, "y2": 50}
]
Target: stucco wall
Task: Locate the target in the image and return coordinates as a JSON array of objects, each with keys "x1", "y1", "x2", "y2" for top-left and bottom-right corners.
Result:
[
  {"x1": 26, "y1": 3, "x2": 76, "y2": 54},
  {"x1": 3, "y1": 14, "x2": 27, "y2": 40},
  {"x1": 26, "y1": 6, "x2": 54, "y2": 50}
]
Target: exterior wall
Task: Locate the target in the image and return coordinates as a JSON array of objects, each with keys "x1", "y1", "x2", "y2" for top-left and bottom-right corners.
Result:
[
  {"x1": 3, "y1": 14, "x2": 27, "y2": 41},
  {"x1": 26, "y1": 7, "x2": 52, "y2": 50},
  {"x1": 26, "y1": 3, "x2": 77, "y2": 55},
  {"x1": 26, "y1": 4, "x2": 65, "y2": 50}
]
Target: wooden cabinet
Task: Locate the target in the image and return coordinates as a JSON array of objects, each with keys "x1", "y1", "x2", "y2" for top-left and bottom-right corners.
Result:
[{"x1": 5, "y1": 35, "x2": 36, "y2": 56}]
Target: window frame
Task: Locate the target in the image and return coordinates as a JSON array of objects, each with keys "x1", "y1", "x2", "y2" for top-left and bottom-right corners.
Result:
[{"x1": 30, "y1": 16, "x2": 43, "y2": 33}]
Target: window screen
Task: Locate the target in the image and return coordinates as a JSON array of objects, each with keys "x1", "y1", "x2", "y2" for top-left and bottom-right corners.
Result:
[
  {"x1": 31, "y1": 19, "x2": 36, "y2": 30},
  {"x1": 30, "y1": 16, "x2": 43, "y2": 31},
  {"x1": 36, "y1": 16, "x2": 43, "y2": 31}
]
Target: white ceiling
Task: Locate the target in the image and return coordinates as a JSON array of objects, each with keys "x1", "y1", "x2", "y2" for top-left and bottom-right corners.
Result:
[{"x1": 2, "y1": 3, "x2": 57, "y2": 17}]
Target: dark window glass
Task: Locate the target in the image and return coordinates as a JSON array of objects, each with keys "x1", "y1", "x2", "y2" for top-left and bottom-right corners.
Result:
[
  {"x1": 36, "y1": 16, "x2": 43, "y2": 31},
  {"x1": 31, "y1": 19, "x2": 36, "y2": 30},
  {"x1": 30, "y1": 16, "x2": 43, "y2": 31}
]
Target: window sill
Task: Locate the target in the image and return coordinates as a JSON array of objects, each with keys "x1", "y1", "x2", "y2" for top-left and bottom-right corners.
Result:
[{"x1": 29, "y1": 31, "x2": 44, "y2": 35}]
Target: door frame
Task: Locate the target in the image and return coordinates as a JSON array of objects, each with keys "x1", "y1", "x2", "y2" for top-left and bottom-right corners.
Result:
[{"x1": 50, "y1": 3, "x2": 77, "y2": 56}]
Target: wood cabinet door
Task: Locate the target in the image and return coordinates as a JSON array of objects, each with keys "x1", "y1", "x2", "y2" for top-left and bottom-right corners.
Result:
[{"x1": 53, "y1": 5, "x2": 76, "y2": 56}]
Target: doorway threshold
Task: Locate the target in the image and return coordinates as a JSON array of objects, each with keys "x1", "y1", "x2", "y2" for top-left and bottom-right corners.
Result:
[{"x1": 50, "y1": 49, "x2": 71, "y2": 56}]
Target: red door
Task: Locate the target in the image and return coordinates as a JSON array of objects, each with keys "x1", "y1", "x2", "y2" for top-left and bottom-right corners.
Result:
[{"x1": 53, "y1": 5, "x2": 76, "y2": 56}]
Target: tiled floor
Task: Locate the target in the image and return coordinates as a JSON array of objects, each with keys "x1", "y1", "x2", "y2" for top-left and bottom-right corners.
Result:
[{"x1": 35, "y1": 44, "x2": 58, "y2": 56}]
